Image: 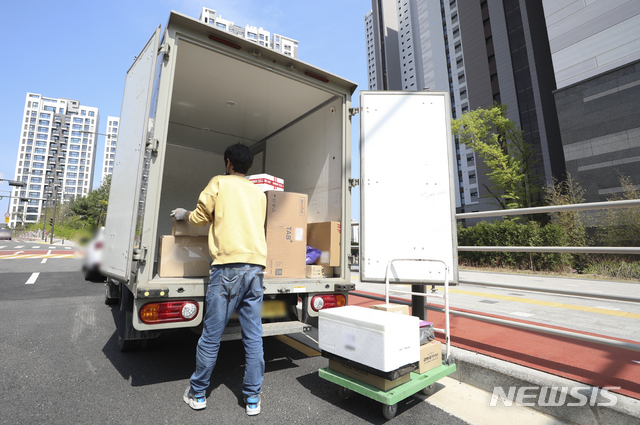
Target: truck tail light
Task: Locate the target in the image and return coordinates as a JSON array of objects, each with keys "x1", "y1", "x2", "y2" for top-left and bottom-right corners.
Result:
[
  {"x1": 140, "y1": 301, "x2": 199, "y2": 324},
  {"x1": 311, "y1": 294, "x2": 346, "y2": 312}
]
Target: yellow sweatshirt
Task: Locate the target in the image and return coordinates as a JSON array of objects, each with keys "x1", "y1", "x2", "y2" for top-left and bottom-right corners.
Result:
[{"x1": 188, "y1": 175, "x2": 267, "y2": 267}]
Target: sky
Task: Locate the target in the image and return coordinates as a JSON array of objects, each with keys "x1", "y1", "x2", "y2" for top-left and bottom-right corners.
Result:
[{"x1": 0, "y1": 0, "x2": 370, "y2": 221}]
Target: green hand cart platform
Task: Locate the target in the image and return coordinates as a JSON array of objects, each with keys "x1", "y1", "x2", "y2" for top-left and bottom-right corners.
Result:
[{"x1": 319, "y1": 259, "x2": 455, "y2": 420}]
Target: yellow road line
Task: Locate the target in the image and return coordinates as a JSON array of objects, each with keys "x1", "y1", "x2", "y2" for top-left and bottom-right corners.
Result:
[
  {"x1": 445, "y1": 288, "x2": 640, "y2": 320},
  {"x1": 275, "y1": 335, "x2": 321, "y2": 357},
  {"x1": 350, "y1": 274, "x2": 640, "y2": 319}
]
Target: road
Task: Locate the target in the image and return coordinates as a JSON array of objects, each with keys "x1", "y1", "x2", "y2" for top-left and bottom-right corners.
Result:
[{"x1": 0, "y1": 240, "x2": 486, "y2": 425}]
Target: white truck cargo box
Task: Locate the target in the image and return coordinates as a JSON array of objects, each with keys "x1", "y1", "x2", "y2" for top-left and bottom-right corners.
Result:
[{"x1": 318, "y1": 306, "x2": 420, "y2": 372}]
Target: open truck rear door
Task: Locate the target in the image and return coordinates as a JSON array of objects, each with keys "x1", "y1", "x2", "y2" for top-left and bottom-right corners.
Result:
[
  {"x1": 358, "y1": 91, "x2": 458, "y2": 285},
  {"x1": 101, "y1": 27, "x2": 161, "y2": 282}
]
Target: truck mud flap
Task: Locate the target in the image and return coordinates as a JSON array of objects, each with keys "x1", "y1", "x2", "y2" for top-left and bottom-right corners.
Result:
[{"x1": 221, "y1": 321, "x2": 311, "y2": 342}]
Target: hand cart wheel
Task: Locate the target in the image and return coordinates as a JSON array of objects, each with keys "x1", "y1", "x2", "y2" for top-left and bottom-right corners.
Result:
[
  {"x1": 382, "y1": 403, "x2": 398, "y2": 420},
  {"x1": 420, "y1": 384, "x2": 436, "y2": 396},
  {"x1": 338, "y1": 386, "x2": 352, "y2": 400}
]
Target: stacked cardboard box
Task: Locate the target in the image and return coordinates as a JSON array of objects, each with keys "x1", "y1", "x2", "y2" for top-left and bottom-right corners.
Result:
[
  {"x1": 328, "y1": 359, "x2": 410, "y2": 391},
  {"x1": 264, "y1": 191, "x2": 308, "y2": 279},
  {"x1": 307, "y1": 221, "x2": 341, "y2": 267},
  {"x1": 370, "y1": 304, "x2": 409, "y2": 315},
  {"x1": 157, "y1": 218, "x2": 212, "y2": 278},
  {"x1": 306, "y1": 265, "x2": 333, "y2": 278}
]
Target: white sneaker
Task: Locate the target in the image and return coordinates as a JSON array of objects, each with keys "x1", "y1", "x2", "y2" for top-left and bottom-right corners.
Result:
[
  {"x1": 245, "y1": 394, "x2": 261, "y2": 416},
  {"x1": 183, "y1": 386, "x2": 206, "y2": 410}
]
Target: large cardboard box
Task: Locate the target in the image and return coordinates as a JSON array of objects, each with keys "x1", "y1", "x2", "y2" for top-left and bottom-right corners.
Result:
[
  {"x1": 329, "y1": 359, "x2": 410, "y2": 391},
  {"x1": 171, "y1": 217, "x2": 210, "y2": 236},
  {"x1": 247, "y1": 173, "x2": 284, "y2": 192},
  {"x1": 418, "y1": 341, "x2": 442, "y2": 374},
  {"x1": 307, "y1": 221, "x2": 341, "y2": 267},
  {"x1": 370, "y1": 304, "x2": 410, "y2": 315},
  {"x1": 319, "y1": 306, "x2": 420, "y2": 372},
  {"x1": 306, "y1": 265, "x2": 333, "y2": 278},
  {"x1": 264, "y1": 191, "x2": 308, "y2": 279},
  {"x1": 157, "y1": 235, "x2": 211, "y2": 277}
]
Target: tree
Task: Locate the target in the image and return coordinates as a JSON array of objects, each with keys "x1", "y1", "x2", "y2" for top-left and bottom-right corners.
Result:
[
  {"x1": 68, "y1": 175, "x2": 111, "y2": 228},
  {"x1": 544, "y1": 174, "x2": 588, "y2": 270},
  {"x1": 451, "y1": 104, "x2": 541, "y2": 210},
  {"x1": 595, "y1": 174, "x2": 640, "y2": 248}
]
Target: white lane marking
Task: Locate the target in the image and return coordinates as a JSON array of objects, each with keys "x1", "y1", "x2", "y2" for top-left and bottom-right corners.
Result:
[
  {"x1": 0, "y1": 246, "x2": 6, "y2": 249},
  {"x1": 47, "y1": 250, "x2": 51, "y2": 255},
  {"x1": 33, "y1": 246, "x2": 40, "y2": 248},
  {"x1": 41, "y1": 258, "x2": 47, "y2": 264},
  {"x1": 594, "y1": 306, "x2": 621, "y2": 311},
  {"x1": 65, "y1": 247, "x2": 72, "y2": 250},
  {"x1": 511, "y1": 312, "x2": 534, "y2": 317},
  {"x1": 16, "y1": 245, "x2": 24, "y2": 248},
  {"x1": 49, "y1": 246, "x2": 56, "y2": 249},
  {"x1": 26, "y1": 272, "x2": 40, "y2": 285}
]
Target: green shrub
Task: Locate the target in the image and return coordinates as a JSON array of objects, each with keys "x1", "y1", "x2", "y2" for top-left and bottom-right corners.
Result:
[
  {"x1": 458, "y1": 219, "x2": 572, "y2": 271},
  {"x1": 585, "y1": 257, "x2": 640, "y2": 280}
]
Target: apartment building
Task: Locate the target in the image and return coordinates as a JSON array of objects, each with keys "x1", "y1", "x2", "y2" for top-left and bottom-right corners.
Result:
[
  {"x1": 366, "y1": 0, "x2": 564, "y2": 215},
  {"x1": 101, "y1": 116, "x2": 119, "y2": 183},
  {"x1": 199, "y1": 7, "x2": 299, "y2": 58},
  {"x1": 10, "y1": 93, "x2": 99, "y2": 227}
]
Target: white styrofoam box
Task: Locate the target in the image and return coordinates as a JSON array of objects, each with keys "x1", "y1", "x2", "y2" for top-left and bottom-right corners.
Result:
[
  {"x1": 319, "y1": 305, "x2": 420, "y2": 372},
  {"x1": 247, "y1": 173, "x2": 284, "y2": 192}
]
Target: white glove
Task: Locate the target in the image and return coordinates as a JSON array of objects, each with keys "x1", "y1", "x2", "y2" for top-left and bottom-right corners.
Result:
[{"x1": 170, "y1": 208, "x2": 189, "y2": 221}]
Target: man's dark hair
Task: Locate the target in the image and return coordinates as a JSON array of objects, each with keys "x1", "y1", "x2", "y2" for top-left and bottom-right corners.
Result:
[{"x1": 224, "y1": 143, "x2": 254, "y2": 174}]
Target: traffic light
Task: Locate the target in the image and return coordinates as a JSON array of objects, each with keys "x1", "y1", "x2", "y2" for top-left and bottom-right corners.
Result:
[{"x1": 49, "y1": 218, "x2": 54, "y2": 226}]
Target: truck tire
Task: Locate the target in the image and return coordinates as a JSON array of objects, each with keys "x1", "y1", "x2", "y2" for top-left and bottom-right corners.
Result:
[
  {"x1": 105, "y1": 280, "x2": 120, "y2": 305},
  {"x1": 117, "y1": 285, "x2": 139, "y2": 352}
]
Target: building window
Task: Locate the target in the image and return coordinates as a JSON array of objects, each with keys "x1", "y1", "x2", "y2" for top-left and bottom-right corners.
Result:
[
  {"x1": 248, "y1": 32, "x2": 257, "y2": 40},
  {"x1": 217, "y1": 22, "x2": 226, "y2": 30},
  {"x1": 88, "y1": 111, "x2": 94, "y2": 117},
  {"x1": 81, "y1": 110, "x2": 86, "y2": 116}
]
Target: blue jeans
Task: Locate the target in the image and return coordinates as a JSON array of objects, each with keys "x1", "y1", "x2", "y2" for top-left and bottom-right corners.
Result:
[{"x1": 189, "y1": 263, "x2": 265, "y2": 399}]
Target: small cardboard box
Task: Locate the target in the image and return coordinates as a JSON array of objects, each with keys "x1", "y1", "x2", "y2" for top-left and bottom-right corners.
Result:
[
  {"x1": 157, "y1": 235, "x2": 211, "y2": 277},
  {"x1": 264, "y1": 191, "x2": 308, "y2": 279},
  {"x1": 172, "y1": 217, "x2": 210, "y2": 236},
  {"x1": 370, "y1": 304, "x2": 410, "y2": 315},
  {"x1": 329, "y1": 360, "x2": 410, "y2": 391},
  {"x1": 306, "y1": 265, "x2": 333, "y2": 278},
  {"x1": 247, "y1": 173, "x2": 284, "y2": 192},
  {"x1": 307, "y1": 221, "x2": 341, "y2": 267},
  {"x1": 418, "y1": 341, "x2": 442, "y2": 374}
]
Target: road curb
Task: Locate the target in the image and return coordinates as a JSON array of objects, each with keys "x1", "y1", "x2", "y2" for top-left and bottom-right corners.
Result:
[{"x1": 447, "y1": 345, "x2": 640, "y2": 425}]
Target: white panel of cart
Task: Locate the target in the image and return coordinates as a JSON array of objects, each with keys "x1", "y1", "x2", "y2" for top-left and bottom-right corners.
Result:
[{"x1": 359, "y1": 91, "x2": 458, "y2": 284}]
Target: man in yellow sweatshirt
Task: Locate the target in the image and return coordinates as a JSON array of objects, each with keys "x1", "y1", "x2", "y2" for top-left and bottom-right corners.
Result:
[{"x1": 171, "y1": 143, "x2": 267, "y2": 416}]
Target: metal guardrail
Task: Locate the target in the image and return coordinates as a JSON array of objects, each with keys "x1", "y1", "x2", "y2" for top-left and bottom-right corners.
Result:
[{"x1": 449, "y1": 198, "x2": 640, "y2": 353}]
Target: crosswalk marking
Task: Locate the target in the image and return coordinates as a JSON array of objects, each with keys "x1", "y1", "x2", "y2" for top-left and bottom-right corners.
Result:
[{"x1": 26, "y1": 272, "x2": 40, "y2": 285}]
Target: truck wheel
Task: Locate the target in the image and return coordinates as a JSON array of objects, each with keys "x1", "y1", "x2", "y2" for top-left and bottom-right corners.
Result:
[
  {"x1": 382, "y1": 403, "x2": 398, "y2": 420},
  {"x1": 117, "y1": 285, "x2": 139, "y2": 352},
  {"x1": 105, "y1": 281, "x2": 120, "y2": 305}
]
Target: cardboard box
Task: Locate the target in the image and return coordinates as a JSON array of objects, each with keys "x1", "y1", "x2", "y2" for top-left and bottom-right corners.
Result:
[
  {"x1": 307, "y1": 221, "x2": 341, "y2": 267},
  {"x1": 171, "y1": 217, "x2": 210, "y2": 236},
  {"x1": 247, "y1": 173, "x2": 284, "y2": 192},
  {"x1": 319, "y1": 306, "x2": 420, "y2": 372},
  {"x1": 370, "y1": 304, "x2": 410, "y2": 315},
  {"x1": 157, "y1": 235, "x2": 211, "y2": 277},
  {"x1": 329, "y1": 359, "x2": 410, "y2": 391},
  {"x1": 418, "y1": 341, "x2": 442, "y2": 374},
  {"x1": 264, "y1": 191, "x2": 308, "y2": 279},
  {"x1": 306, "y1": 265, "x2": 333, "y2": 278}
]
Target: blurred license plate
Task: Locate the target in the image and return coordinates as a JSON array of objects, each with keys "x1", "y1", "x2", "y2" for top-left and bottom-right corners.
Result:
[{"x1": 261, "y1": 300, "x2": 287, "y2": 319}]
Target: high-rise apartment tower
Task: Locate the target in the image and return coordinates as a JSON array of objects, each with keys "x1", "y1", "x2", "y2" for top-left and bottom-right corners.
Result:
[{"x1": 10, "y1": 93, "x2": 99, "y2": 227}]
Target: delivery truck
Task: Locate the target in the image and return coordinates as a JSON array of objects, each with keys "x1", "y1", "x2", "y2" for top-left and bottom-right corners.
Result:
[{"x1": 101, "y1": 11, "x2": 459, "y2": 351}]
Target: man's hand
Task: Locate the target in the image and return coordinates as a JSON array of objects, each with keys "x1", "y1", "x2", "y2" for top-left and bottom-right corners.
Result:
[{"x1": 170, "y1": 208, "x2": 189, "y2": 221}]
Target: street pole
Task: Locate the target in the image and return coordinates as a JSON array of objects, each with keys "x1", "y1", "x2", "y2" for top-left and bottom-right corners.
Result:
[
  {"x1": 42, "y1": 199, "x2": 48, "y2": 239},
  {"x1": 50, "y1": 187, "x2": 58, "y2": 245}
]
